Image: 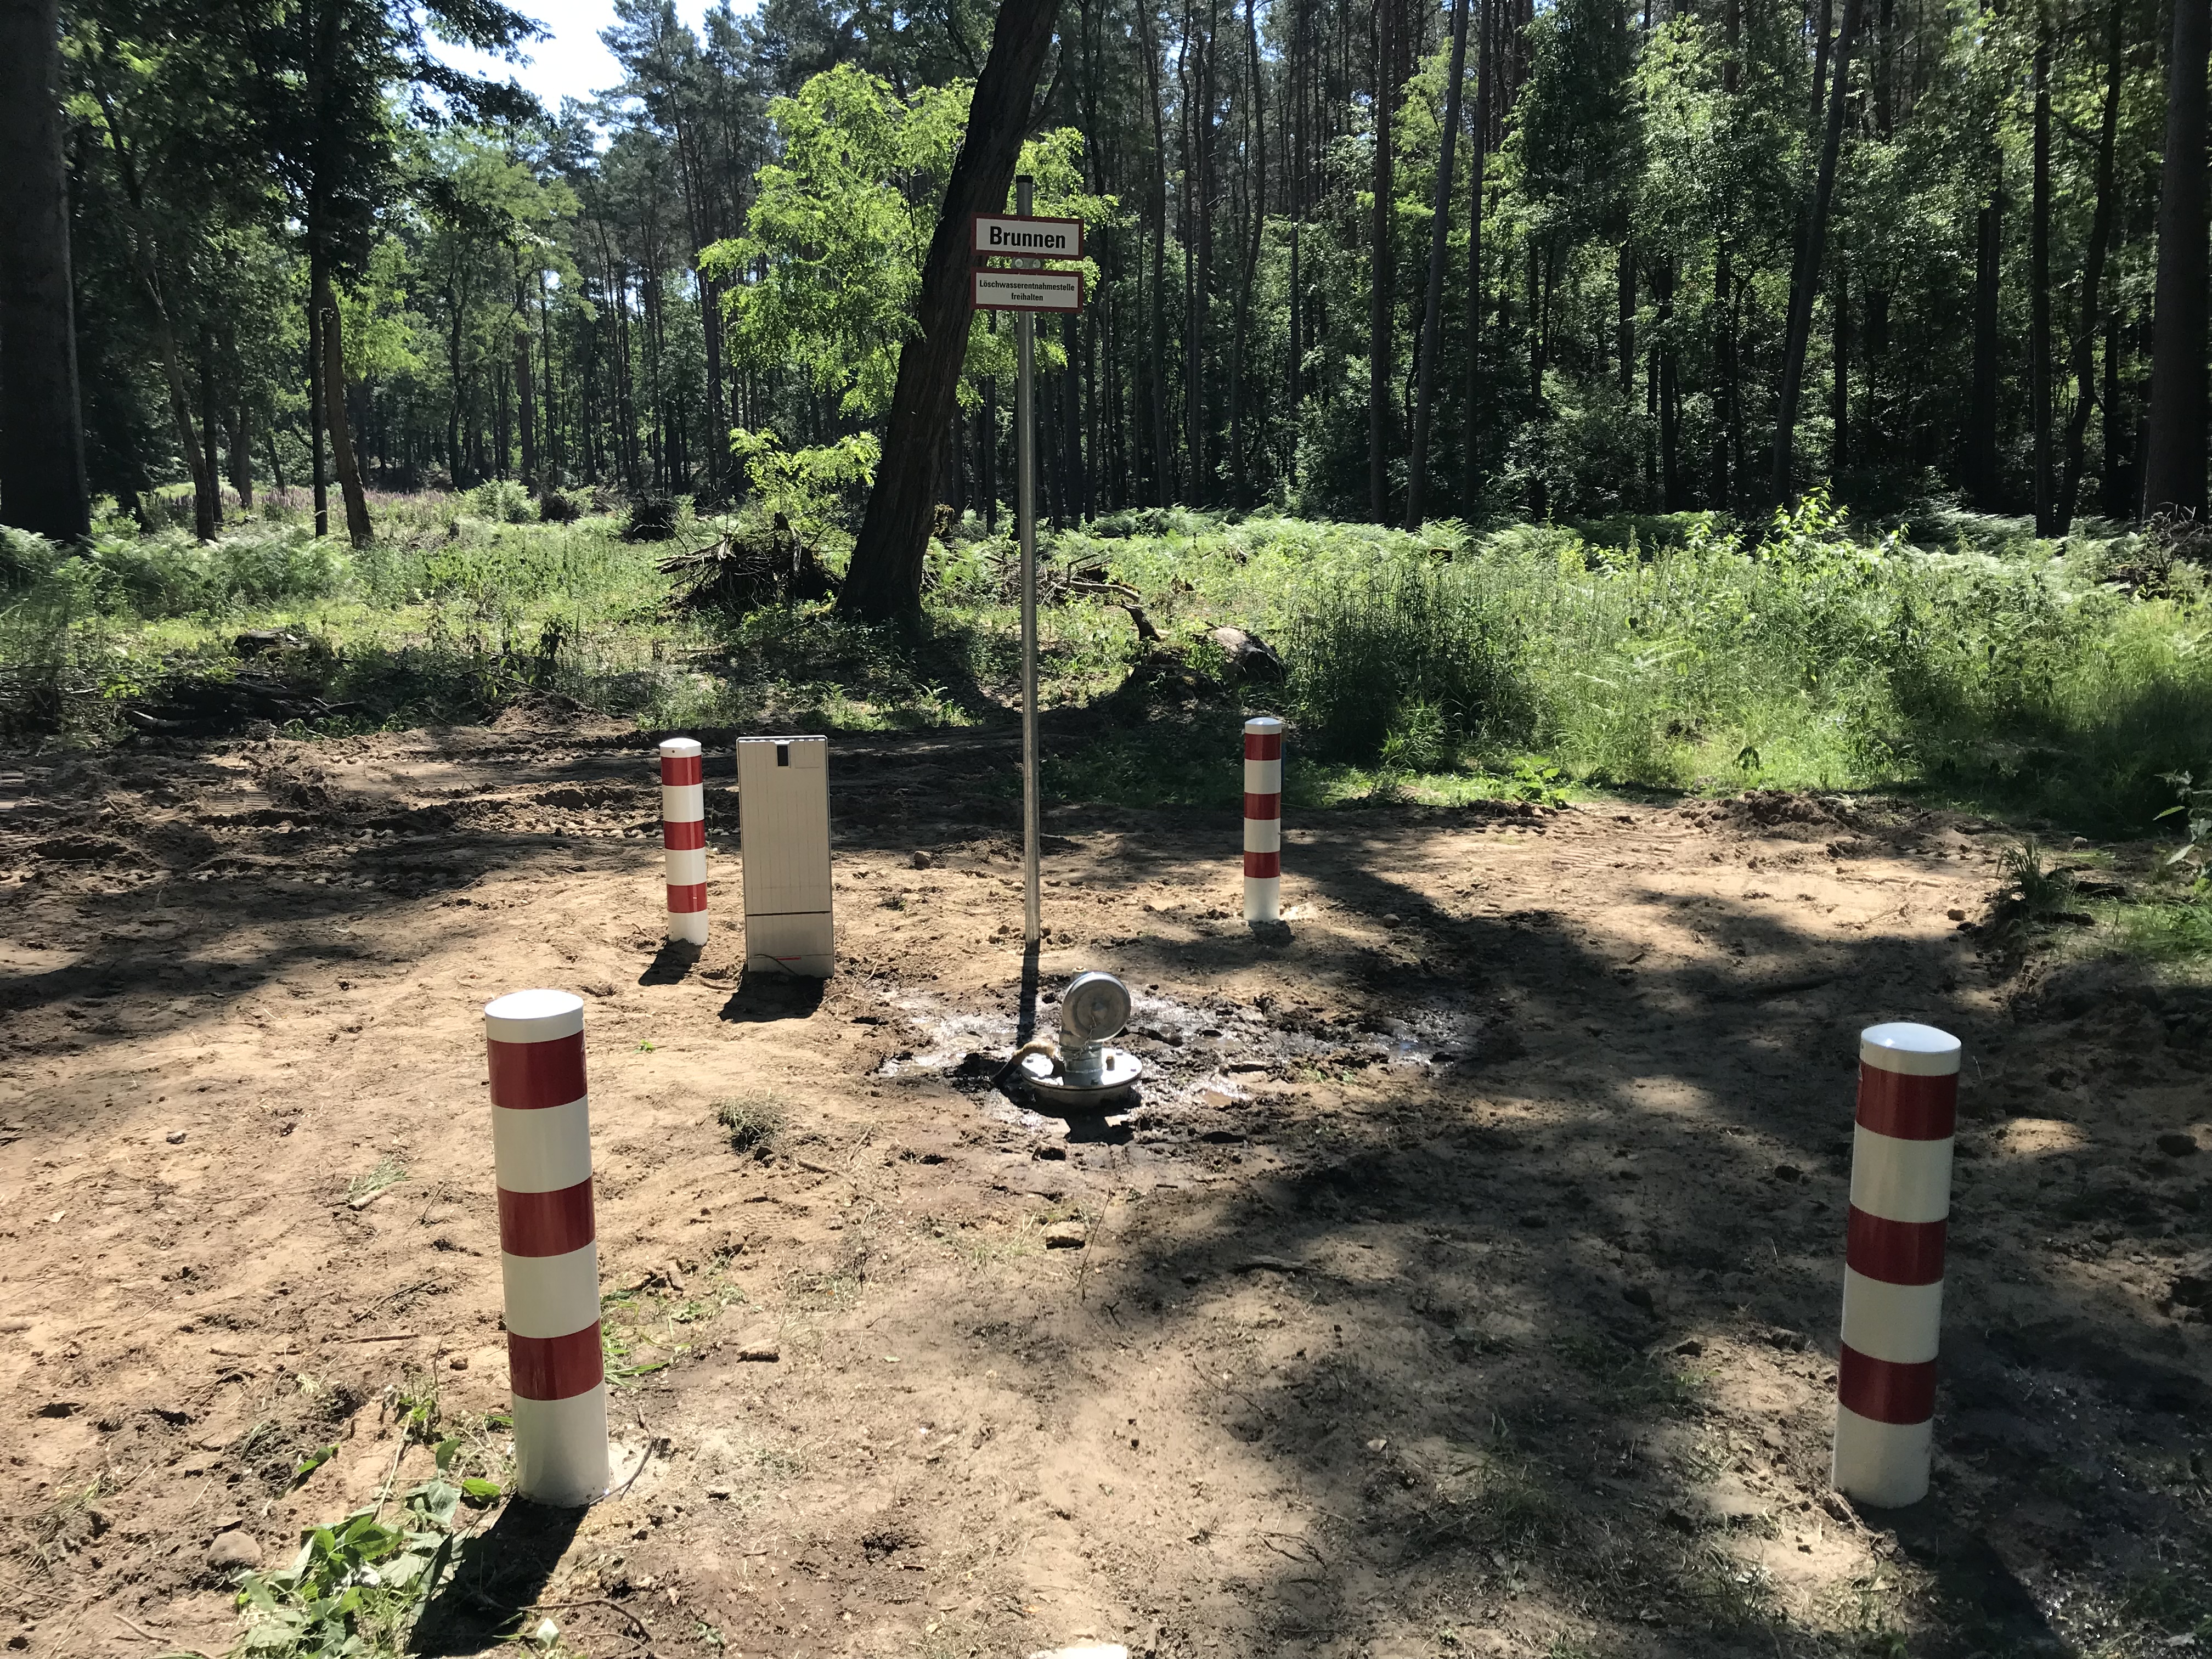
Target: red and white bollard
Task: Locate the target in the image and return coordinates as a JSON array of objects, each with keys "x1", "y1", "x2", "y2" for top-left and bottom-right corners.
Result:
[
  {"x1": 1833, "y1": 1020, "x2": 1959, "y2": 1508},
  {"x1": 659, "y1": 736, "x2": 707, "y2": 945},
  {"x1": 484, "y1": 989, "x2": 609, "y2": 1507},
  {"x1": 1243, "y1": 716, "x2": 1283, "y2": 922}
]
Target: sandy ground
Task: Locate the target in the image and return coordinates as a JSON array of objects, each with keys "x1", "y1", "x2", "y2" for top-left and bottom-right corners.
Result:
[{"x1": 1, "y1": 699, "x2": 2207, "y2": 1659}]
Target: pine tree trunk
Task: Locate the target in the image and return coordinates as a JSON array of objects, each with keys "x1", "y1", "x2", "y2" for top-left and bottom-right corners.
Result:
[
  {"x1": 153, "y1": 314, "x2": 215, "y2": 541},
  {"x1": 1370, "y1": 0, "x2": 1398, "y2": 522},
  {"x1": 2031, "y1": 20, "x2": 2056, "y2": 534},
  {"x1": 1712, "y1": 234, "x2": 1733, "y2": 508},
  {"x1": 516, "y1": 326, "x2": 538, "y2": 488},
  {"x1": 2058, "y1": 0, "x2": 2123, "y2": 531},
  {"x1": 983, "y1": 371, "x2": 999, "y2": 532},
  {"x1": 220, "y1": 322, "x2": 254, "y2": 510},
  {"x1": 840, "y1": 0, "x2": 1060, "y2": 621},
  {"x1": 0, "y1": 0, "x2": 90, "y2": 541},
  {"x1": 199, "y1": 328, "x2": 225, "y2": 529},
  {"x1": 1771, "y1": 0, "x2": 1861, "y2": 505},
  {"x1": 1616, "y1": 240, "x2": 1635, "y2": 396},
  {"x1": 1659, "y1": 257, "x2": 1682, "y2": 507},
  {"x1": 229, "y1": 400, "x2": 255, "y2": 511},
  {"x1": 1965, "y1": 185, "x2": 2002, "y2": 509},
  {"x1": 1462, "y1": 0, "x2": 1491, "y2": 515},
  {"x1": 1713, "y1": 0, "x2": 1739, "y2": 510},
  {"x1": 1407, "y1": 0, "x2": 1470, "y2": 528},
  {"x1": 2142, "y1": 0, "x2": 2210, "y2": 518},
  {"x1": 315, "y1": 260, "x2": 374, "y2": 546},
  {"x1": 1137, "y1": 4, "x2": 1174, "y2": 503},
  {"x1": 2101, "y1": 303, "x2": 2131, "y2": 519}
]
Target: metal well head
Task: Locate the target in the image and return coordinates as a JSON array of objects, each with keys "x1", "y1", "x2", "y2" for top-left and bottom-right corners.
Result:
[{"x1": 1021, "y1": 969, "x2": 1142, "y2": 1109}]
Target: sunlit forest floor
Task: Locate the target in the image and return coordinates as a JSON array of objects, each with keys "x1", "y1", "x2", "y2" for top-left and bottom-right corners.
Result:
[{"x1": 0, "y1": 493, "x2": 2208, "y2": 1658}]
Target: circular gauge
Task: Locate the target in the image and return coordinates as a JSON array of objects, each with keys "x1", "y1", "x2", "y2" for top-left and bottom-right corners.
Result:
[{"x1": 1059, "y1": 970, "x2": 1132, "y2": 1046}]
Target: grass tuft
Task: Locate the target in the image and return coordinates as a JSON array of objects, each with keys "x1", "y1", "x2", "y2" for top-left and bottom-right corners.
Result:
[{"x1": 715, "y1": 1094, "x2": 787, "y2": 1158}]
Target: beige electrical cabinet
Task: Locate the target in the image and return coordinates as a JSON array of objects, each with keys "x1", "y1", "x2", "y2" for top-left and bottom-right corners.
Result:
[{"x1": 736, "y1": 735, "x2": 833, "y2": 976}]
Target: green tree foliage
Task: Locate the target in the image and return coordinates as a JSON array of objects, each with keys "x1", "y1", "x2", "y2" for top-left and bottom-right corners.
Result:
[
  {"x1": 704, "y1": 67, "x2": 1109, "y2": 422},
  {"x1": 13, "y1": 0, "x2": 2209, "y2": 543}
]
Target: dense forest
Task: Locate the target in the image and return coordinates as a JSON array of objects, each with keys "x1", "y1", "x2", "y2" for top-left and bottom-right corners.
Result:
[{"x1": 1, "y1": 0, "x2": 2208, "y2": 560}]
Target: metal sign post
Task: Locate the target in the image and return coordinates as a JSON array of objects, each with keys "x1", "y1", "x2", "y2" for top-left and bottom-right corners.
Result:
[
  {"x1": 1015, "y1": 174, "x2": 1040, "y2": 951},
  {"x1": 970, "y1": 182, "x2": 1083, "y2": 957}
]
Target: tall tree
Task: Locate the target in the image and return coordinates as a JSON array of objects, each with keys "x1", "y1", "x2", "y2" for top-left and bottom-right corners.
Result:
[
  {"x1": 2058, "y1": 0, "x2": 2124, "y2": 530},
  {"x1": 1460, "y1": 0, "x2": 1491, "y2": 514},
  {"x1": 2142, "y1": 0, "x2": 2209, "y2": 517},
  {"x1": 1770, "y1": 0, "x2": 1860, "y2": 503},
  {"x1": 839, "y1": 0, "x2": 1062, "y2": 622},
  {"x1": 0, "y1": 0, "x2": 91, "y2": 540},
  {"x1": 249, "y1": 0, "x2": 541, "y2": 539},
  {"x1": 1965, "y1": 180, "x2": 2003, "y2": 509},
  {"x1": 1407, "y1": 0, "x2": 1470, "y2": 528},
  {"x1": 2029, "y1": 15, "x2": 2055, "y2": 534},
  {"x1": 1370, "y1": 0, "x2": 1401, "y2": 521}
]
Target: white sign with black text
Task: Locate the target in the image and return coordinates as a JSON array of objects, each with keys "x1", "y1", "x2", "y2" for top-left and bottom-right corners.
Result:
[{"x1": 971, "y1": 269, "x2": 1085, "y2": 313}]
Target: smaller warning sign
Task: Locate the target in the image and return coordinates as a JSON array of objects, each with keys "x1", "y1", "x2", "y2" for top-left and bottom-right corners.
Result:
[{"x1": 972, "y1": 269, "x2": 1085, "y2": 313}]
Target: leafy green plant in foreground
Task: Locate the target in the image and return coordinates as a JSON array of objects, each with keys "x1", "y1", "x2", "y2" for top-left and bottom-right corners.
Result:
[
  {"x1": 232, "y1": 1438, "x2": 499, "y2": 1656},
  {"x1": 2157, "y1": 770, "x2": 2212, "y2": 888}
]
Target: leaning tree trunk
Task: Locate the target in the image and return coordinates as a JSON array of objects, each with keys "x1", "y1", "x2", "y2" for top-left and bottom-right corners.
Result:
[
  {"x1": 0, "y1": 0, "x2": 91, "y2": 541},
  {"x1": 1770, "y1": 0, "x2": 1861, "y2": 505},
  {"x1": 839, "y1": 0, "x2": 1063, "y2": 623},
  {"x1": 1406, "y1": 0, "x2": 1470, "y2": 529},
  {"x1": 2142, "y1": 0, "x2": 2210, "y2": 518}
]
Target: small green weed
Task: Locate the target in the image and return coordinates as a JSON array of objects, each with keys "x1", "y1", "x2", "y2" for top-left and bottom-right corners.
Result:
[
  {"x1": 345, "y1": 1156, "x2": 406, "y2": 1205},
  {"x1": 1994, "y1": 839, "x2": 2079, "y2": 927},
  {"x1": 1504, "y1": 756, "x2": 1571, "y2": 806},
  {"x1": 2157, "y1": 768, "x2": 2212, "y2": 883}
]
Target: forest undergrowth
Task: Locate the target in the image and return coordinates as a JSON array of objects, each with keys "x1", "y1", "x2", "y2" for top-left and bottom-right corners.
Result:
[{"x1": 3, "y1": 487, "x2": 2209, "y2": 876}]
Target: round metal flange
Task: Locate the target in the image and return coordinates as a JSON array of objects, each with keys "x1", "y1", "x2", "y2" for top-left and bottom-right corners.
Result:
[{"x1": 1019, "y1": 1047, "x2": 1143, "y2": 1110}]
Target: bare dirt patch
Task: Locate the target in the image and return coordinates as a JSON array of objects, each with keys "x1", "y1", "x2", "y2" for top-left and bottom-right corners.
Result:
[{"x1": 1, "y1": 719, "x2": 2207, "y2": 1658}]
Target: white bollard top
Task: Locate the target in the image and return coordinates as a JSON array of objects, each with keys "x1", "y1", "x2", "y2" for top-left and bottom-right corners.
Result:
[
  {"x1": 658, "y1": 736, "x2": 703, "y2": 757},
  {"x1": 1860, "y1": 1022, "x2": 1961, "y2": 1076},
  {"x1": 1244, "y1": 716, "x2": 1284, "y2": 735},
  {"x1": 485, "y1": 989, "x2": 586, "y2": 1043}
]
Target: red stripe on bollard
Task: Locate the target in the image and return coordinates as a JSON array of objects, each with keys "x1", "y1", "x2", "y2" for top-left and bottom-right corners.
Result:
[
  {"x1": 1244, "y1": 732, "x2": 1283, "y2": 760},
  {"x1": 1855, "y1": 1068, "x2": 1957, "y2": 1139},
  {"x1": 1243, "y1": 792, "x2": 1282, "y2": 820},
  {"x1": 666, "y1": 882, "x2": 707, "y2": 913},
  {"x1": 662, "y1": 819, "x2": 706, "y2": 850},
  {"x1": 497, "y1": 1180, "x2": 597, "y2": 1258},
  {"x1": 507, "y1": 1324, "x2": 606, "y2": 1401},
  {"x1": 1846, "y1": 1207, "x2": 1948, "y2": 1285},
  {"x1": 1838, "y1": 1344, "x2": 1938, "y2": 1424},
  {"x1": 1244, "y1": 851, "x2": 1282, "y2": 878},
  {"x1": 659, "y1": 753, "x2": 703, "y2": 786},
  {"x1": 487, "y1": 1034, "x2": 588, "y2": 1111}
]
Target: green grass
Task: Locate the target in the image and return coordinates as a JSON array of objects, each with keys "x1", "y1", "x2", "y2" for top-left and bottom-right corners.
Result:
[{"x1": 7, "y1": 490, "x2": 2212, "y2": 865}]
